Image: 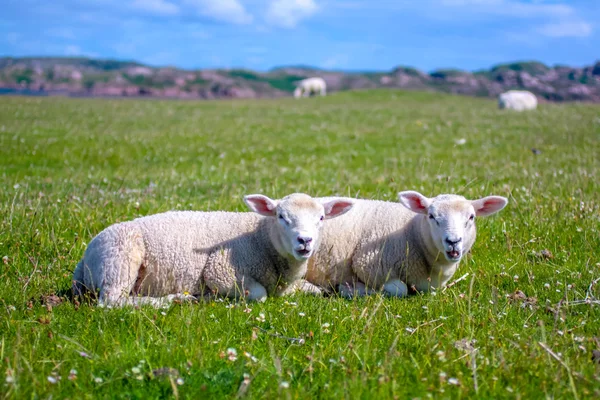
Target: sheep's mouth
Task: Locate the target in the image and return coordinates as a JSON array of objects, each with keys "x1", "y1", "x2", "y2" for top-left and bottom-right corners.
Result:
[
  {"x1": 295, "y1": 248, "x2": 312, "y2": 258},
  {"x1": 445, "y1": 250, "x2": 461, "y2": 261}
]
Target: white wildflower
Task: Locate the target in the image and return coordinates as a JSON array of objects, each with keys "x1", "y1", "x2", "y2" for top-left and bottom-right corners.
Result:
[{"x1": 227, "y1": 348, "x2": 238, "y2": 362}]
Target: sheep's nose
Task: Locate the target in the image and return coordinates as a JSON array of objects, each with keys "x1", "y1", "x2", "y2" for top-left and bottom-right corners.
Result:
[
  {"x1": 297, "y1": 235, "x2": 313, "y2": 245},
  {"x1": 445, "y1": 237, "x2": 462, "y2": 246}
]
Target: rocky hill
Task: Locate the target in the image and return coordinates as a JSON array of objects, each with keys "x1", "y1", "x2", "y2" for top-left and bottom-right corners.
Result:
[{"x1": 1, "y1": 57, "x2": 599, "y2": 102}]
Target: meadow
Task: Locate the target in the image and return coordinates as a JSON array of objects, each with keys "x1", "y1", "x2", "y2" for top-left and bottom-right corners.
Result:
[{"x1": 0, "y1": 90, "x2": 599, "y2": 399}]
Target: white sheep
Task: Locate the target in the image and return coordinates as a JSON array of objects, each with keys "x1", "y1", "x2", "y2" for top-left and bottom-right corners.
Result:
[
  {"x1": 72, "y1": 193, "x2": 354, "y2": 307},
  {"x1": 498, "y1": 90, "x2": 538, "y2": 111},
  {"x1": 306, "y1": 191, "x2": 508, "y2": 298},
  {"x1": 293, "y1": 77, "x2": 327, "y2": 98}
]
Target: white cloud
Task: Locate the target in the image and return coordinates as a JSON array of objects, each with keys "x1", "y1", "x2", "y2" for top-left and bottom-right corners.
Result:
[
  {"x1": 438, "y1": 0, "x2": 574, "y2": 18},
  {"x1": 185, "y1": 0, "x2": 253, "y2": 24},
  {"x1": 537, "y1": 21, "x2": 592, "y2": 38},
  {"x1": 438, "y1": 0, "x2": 592, "y2": 40},
  {"x1": 266, "y1": 0, "x2": 318, "y2": 28},
  {"x1": 131, "y1": 0, "x2": 180, "y2": 16}
]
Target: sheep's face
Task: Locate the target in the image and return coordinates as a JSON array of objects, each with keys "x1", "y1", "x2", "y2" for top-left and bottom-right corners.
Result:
[
  {"x1": 244, "y1": 193, "x2": 354, "y2": 261},
  {"x1": 399, "y1": 191, "x2": 508, "y2": 263}
]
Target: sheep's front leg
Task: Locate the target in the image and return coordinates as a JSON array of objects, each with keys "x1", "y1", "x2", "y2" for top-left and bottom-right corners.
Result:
[
  {"x1": 278, "y1": 279, "x2": 323, "y2": 297},
  {"x1": 383, "y1": 279, "x2": 409, "y2": 298},
  {"x1": 338, "y1": 280, "x2": 376, "y2": 299},
  {"x1": 239, "y1": 276, "x2": 267, "y2": 302}
]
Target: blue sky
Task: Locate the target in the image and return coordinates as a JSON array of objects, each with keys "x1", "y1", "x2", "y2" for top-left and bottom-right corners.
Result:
[{"x1": 1, "y1": 0, "x2": 598, "y2": 72}]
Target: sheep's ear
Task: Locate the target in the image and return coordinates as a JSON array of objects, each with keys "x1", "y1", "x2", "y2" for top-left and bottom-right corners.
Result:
[
  {"x1": 321, "y1": 198, "x2": 354, "y2": 220},
  {"x1": 244, "y1": 194, "x2": 278, "y2": 217},
  {"x1": 471, "y1": 196, "x2": 508, "y2": 217},
  {"x1": 398, "y1": 191, "x2": 431, "y2": 214}
]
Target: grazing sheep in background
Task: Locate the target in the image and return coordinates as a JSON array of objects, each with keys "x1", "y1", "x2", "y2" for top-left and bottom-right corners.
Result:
[
  {"x1": 306, "y1": 191, "x2": 508, "y2": 298},
  {"x1": 72, "y1": 193, "x2": 355, "y2": 307},
  {"x1": 293, "y1": 77, "x2": 327, "y2": 98},
  {"x1": 498, "y1": 90, "x2": 538, "y2": 111}
]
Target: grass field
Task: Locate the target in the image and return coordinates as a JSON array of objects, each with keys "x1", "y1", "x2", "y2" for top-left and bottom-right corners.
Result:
[{"x1": 1, "y1": 90, "x2": 599, "y2": 399}]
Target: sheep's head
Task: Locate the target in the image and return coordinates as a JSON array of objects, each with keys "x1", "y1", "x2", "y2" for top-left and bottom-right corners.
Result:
[
  {"x1": 293, "y1": 87, "x2": 302, "y2": 98},
  {"x1": 398, "y1": 191, "x2": 508, "y2": 263},
  {"x1": 244, "y1": 193, "x2": 354, "y2": 261}
]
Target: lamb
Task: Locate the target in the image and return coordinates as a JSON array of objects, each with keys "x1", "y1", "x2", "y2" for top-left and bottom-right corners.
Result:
[
  {"x1": 306, "y1": 191, "x2": 508, "y2": 298},
  {"x1": 498, "y1": 90, "x2": 538, "y2": 111},
  {"x1": 293, "y1": 77, "x2": 327, "y2": 98},
  {"x1": 72, "y1": 193, "x2": 354, "y2": 307}
]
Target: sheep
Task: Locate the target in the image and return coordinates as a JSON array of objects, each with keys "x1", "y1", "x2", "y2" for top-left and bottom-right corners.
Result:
[
  {"x1": 306, "y1": 191, "x2": 508, "y2": 298},
  {"x1": 293, "y1": 77, "x2": 327, "y2": 98},
  {"x1": 72, "y1": 193, "x2": 355, "y2": 307},
  {"x1": 498, "y1": 90, "x2": 538, "y2": 111}
]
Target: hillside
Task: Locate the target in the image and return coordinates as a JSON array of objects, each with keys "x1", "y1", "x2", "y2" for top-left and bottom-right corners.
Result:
[{"x1": 1, "y1": 56, "x2": 599, "y2": 102}]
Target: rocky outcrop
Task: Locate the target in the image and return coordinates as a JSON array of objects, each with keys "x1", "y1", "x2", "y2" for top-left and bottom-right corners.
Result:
[{"x1": 1, "y1": 57, "x2": 599, "y2": 102}]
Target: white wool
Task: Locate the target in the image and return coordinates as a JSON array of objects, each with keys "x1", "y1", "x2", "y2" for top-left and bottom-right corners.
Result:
[
  {"x1": 498, "y1": 90, "x2": 538, "y2": 111},
  {"x1": 72, "y1": 193, "x2": 354, "y2": 307},
  {"x1": 294, "y1": 77, "x2": 327, "y2": 98},
  {"x1": 307, "y1": 192, "x2": 508, "y2": 297}
]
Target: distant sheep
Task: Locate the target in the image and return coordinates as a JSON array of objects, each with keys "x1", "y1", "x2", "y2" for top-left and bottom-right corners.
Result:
[
  {"x1": 498, "y1": 90, "x2": 538, "y2": 111},
  {"x1": 294, "y1": 77, "x2": 327, "y2": 98},
  {"x1": 73, "y1": 193, "x2": 354, "y2": 307},
  {"x1": 306, "y1": 191, "x2": 508, "y2": 298}
]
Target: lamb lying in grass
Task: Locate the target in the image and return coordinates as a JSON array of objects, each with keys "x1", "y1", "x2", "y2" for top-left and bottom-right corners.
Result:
[
  {"x1": 306, "y1": 191, "x2": 508, "y2": 297},
  {"x1": 498, "y1": 90, "x2": 538, "y2": 111},
  {"x1": 72, "y1": 193, "x2": 354, "y2": 307}
]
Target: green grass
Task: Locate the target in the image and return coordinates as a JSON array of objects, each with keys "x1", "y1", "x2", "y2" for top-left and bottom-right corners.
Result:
[{"x1": 1, "y1": 90, "x2": 600, "y2": 399}]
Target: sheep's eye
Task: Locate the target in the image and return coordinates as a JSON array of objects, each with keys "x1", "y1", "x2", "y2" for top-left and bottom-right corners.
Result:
[
  {"x1": 428, "y1": 214, "x2": 435, "y2": 220},
  {"x1": 278, "y1": 214, "x2": 285, "y2": 220},
  {"x1": 469, "y1": 214, "x2": 475, "y2": 221},
  {"x1": 320, "y1": 215, "x2": 324, "y2": 221}
]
